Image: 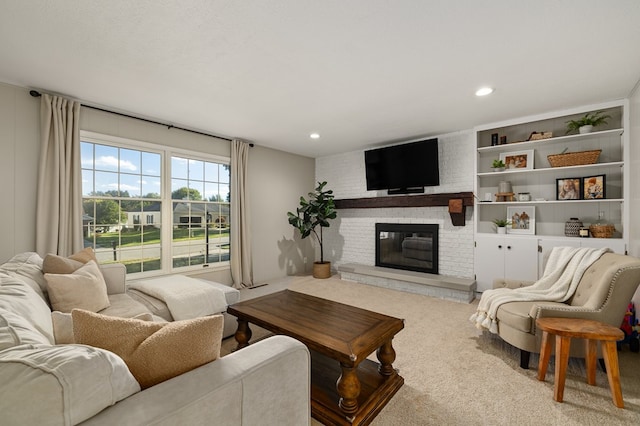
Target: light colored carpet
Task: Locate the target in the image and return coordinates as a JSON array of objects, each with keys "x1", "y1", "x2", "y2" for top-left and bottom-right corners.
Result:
[{"x1": 221, "y1": 275, "x2": 640, "y2": 425}]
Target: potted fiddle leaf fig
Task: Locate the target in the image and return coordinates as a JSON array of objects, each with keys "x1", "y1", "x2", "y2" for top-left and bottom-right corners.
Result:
[
  {"x1": 287, "y1": 181, "x2": 337, "y2": 278},
  {"x1": 565, "y1": 111, "x2": 611, "y2": 135}
]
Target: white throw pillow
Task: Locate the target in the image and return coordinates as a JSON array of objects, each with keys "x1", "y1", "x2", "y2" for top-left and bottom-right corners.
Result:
[{"x1": 45, "y1": 261, "x2": 110, "y2": 313}]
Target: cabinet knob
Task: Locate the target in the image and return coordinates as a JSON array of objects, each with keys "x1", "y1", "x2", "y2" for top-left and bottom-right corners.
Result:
[
  {"x1": 507, "y1": 245, "x2": 512, "y2": 250},
  {"x1": 498, "y1": 245, "x2": 502, "y2": 249}
]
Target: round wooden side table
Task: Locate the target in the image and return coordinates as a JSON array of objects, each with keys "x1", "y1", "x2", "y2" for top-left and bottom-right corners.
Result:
[{"x1": 536, "y1": 317, "x2": 625, "y2": 408}]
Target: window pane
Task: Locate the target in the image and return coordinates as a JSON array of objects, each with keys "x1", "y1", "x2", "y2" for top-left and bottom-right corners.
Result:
[
  {"x1": 95, "y1": 171, "x2": 119, "y2": 196},
  {"x1": 188, "y1": 159, "x2": 204, "y2": 181},
  {"x1": 81, "y1": 142, "x2": 94, "y2": 169},
  {"x1": 204, "y1": 162, "x2": 217, "y2": 182},
  {"x1": 142, "y1": 152, "x2": 161, "y2": 177},
  {"x1": 94, "y1": 145, "x2": 119, "y2": 172},
  {"x1": 120, "y1": 149, "x2": 140, "y2": 173},
  {"x1": 142, "y1": 177, "x2": 161, "y2": 198},
  {"x1": 172, "y1": 179, "x2": 191, "y2": 200},
  {"x1": 82, "y1": 170, "x2": 94, "y2": 196},
  {"x1": 172, "y1": 157, "x2": 188, "y2": 179},
  {"x1": 219, "y1": 183, "x2": 230, "y2": 202},
  {"x1": 220, "y1": 164, "x2": 230, "y2": 183},
  {"x1": 120, "y1": 174, "x2": 140, "y2": 197},
  {"x1": 189, "y1": 181, "x2": 205, "y2": 201}
]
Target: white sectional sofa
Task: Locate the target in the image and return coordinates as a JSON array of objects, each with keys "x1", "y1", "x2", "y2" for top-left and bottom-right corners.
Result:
[{"x1": 0, "y1": 252, "x2": 310, "y2": 425}]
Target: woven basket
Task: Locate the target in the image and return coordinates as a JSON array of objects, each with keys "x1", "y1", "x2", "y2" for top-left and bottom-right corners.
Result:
[
  {"x1": 547, "y1": 149, "x2": 601, "y2": 167},
  {"x1": 589, "y1": 224, "x2": 615, "y2": 238}
]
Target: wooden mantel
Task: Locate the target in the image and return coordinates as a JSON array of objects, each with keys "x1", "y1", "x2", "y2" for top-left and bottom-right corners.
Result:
[
  {"x1": 333, "y1": 191, "x2": 474, "y2": 209},
  {"x1": 334, "y1": 191, "x2": 474, "y2": 226}
]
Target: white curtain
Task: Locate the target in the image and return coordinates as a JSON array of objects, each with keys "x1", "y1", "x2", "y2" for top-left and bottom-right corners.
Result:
[
  {"x1": 230, "y1": 139, "x2": 254, "y2": 288},
  {"x1": 35, "y1": 94, "x2": 83, "y2": 256}
]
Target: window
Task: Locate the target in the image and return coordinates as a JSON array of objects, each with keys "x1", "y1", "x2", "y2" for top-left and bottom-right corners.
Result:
[
  {"x1": 80, "y1": 133, "x2": 230, "y2": 276},
  {"x1": 170, "y1": 156, "x2": 230, "y2": 268}
]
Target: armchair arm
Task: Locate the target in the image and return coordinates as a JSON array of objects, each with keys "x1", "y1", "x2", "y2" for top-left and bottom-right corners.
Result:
[
  {"x1": 529, "y1": 303, "x2": 604, "y2": 333},
  {"x1": 100, "y1": 263, "x2": 126, "y2": 295}
]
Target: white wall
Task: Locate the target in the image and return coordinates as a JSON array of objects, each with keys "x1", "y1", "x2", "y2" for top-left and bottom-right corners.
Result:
[
  {"x1": 0, "y1": 83, "x2": 40, "y2": 262},
  {"x1": 0, "y1": 82, "x2": 315, "y2": 284},
  {"x1": 316, "y1": 130, "x2": 476, "y2": 279},
  {"x1": 628, "y1": 79, "x2": 640, "y2": 305},
  {"x1": 248, "y1": 145, "x2": 315, "y2": 282}
]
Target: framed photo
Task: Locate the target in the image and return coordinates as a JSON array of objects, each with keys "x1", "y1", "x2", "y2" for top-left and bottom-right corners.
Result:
[
  {"x1": 556, "y1": 177, "x2": 581, "y2": 200},
  {"x1": 507, "y1": 206, "x2": 535, "y2": 235},
  {"x1": 583, "y1": 175, "x2": 606, "y2": 199},
  {"x1": 499, "y1": 150, "x2": 534, "y2": 170}
]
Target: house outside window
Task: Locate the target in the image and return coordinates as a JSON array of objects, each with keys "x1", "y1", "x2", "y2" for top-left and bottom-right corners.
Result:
[{"x1": 80, "y1": 132, "x2": 230, "y2": 276}]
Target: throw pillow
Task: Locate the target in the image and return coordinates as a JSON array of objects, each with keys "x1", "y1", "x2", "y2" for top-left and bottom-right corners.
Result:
[
  {"x1": 52, "y1": 311, "x2": 153, "y2": 344},
  {"x1": 43, "y1": 247, "x2": 98, "y2": 275},
  {"x1": 45, "y1": 261, "x2": 110, "y2": 313},
  {"x1": 72, "y1": 309, "x2": 223, "y2": 389}
]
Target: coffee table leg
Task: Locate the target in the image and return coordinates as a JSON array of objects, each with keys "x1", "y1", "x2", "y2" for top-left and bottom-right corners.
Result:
[
  {"x1": 602, "y1": 341, "x2": 624, "y2": 408},
  {"x1": 234, "y1": 319, "x2": 252, "y2": 350},
  {"x1": 337, "y1": 363, "x2": 361, "y2": 417},
  {"x1": 377, "y1": 339, "x2": 396, "y2": 376}
]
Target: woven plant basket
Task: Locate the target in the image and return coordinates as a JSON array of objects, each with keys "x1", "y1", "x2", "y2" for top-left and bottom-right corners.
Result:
[
  {"x1": 589, "y1": 224, "x2": 615, "y2": 238},
  {"x1": 547, "y1": 149, "x2": 601, "y2": 167}
]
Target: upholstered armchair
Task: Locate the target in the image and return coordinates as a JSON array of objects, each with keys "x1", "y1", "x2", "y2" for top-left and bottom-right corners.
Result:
[{"x1": 492, "y1": 252, "x2": 640, "y2": 369}]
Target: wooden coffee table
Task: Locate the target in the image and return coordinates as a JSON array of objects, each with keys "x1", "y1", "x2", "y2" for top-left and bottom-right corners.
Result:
[{"x1": 227, "y1": 290, "x2": 404, "y2": 426}]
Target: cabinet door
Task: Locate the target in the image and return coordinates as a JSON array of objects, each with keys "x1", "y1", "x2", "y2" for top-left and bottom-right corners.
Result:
[
  {"x1": 475, "y1": 235, "x2": 505, "y2": 292},
  {"x1": 537, "y1": 238, "x2": 581, "y2": 277},
  {"x1": 503, "y1": 238, "x2": 539, "y2": 283},
  {"x1": 475, "y1": 235, "x2": 538, "y2": 292}
]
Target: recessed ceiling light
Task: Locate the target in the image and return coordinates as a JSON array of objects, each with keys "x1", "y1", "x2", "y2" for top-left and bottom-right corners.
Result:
[
  {"x1": 310, "y1": 133, "x2": 320, "y2": 139},
  {"x1": 475, "y1": 87, "x2": 494, "y2": 97}
]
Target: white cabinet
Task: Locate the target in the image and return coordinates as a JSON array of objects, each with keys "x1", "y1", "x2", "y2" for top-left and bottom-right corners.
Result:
[
  {"x1": 475, "y1": 235, "x2": 538, "y2": 292},
  {"x1": 474, "y1": 101, "x2": 629, "y2": 292}
]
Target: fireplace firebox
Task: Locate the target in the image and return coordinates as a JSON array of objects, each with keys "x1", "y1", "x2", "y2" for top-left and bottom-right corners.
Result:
[{"x1": 375, "y1": 223, "x2": 438, "y2": 274}]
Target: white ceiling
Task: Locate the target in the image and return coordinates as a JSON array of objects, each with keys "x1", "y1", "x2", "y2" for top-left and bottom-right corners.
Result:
[{"x1": 1, "y1": 1, "x2": 640, "y2": 158}]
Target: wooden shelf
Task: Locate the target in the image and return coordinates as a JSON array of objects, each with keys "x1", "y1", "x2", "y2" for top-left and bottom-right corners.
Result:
[{"x1": 334, "y1": 192, "x2": 474, "y2": 209}]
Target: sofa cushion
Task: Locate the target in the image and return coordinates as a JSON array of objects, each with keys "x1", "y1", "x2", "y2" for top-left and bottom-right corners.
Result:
[
  {"x1": 0, "y1": 343, "x2": 140, "y2": 425},
  {"x1": 45, "y1": 261, "x2": 111, "y2": 313},
  {"x1": 0, "y1": 309, "x2": 52, "y2": 349},
  {"x1": 0, "y1": 252, "x2": 48, "y2": 300},
  {"x1": 73, "y1": 309, "x2": 223, "y2": 389},
  {"x1": 43, "y1": 247, "x2": 98, "y2": 275},
  {"x1": 0, "y1": 274, "x2": 55, "y2": 345},
  {"x1": 52, "y1": 310, "x2": 153, "y2": 344},
  {"x1": 495, "y1": 301, "x2": 536, "y2": 333},
  {"x1": 100, "y1": 293, "x2": 152, "y2": 318}
]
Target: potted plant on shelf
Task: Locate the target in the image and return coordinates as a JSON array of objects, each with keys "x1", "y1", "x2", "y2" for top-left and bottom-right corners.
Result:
[
  {"x1": 565, "y1": 111, "x2": 611, "y2": 135},
  {"x1": 287, "y1": 181, "x2": 337, "y2": 279},
  {"x1": 492, "y1": 218, "x2": 511, "y2": 234},
  {"x1": 492, "y1": 159, "x2": 505, "y2": 172}
]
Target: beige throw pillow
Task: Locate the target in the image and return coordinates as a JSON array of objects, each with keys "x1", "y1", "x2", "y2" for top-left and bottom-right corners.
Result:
[
  {"x1": 72, "y1": 309, "x2": 223, "y2": 389},
  {"x1": 52, "y1": 311, "x2": 153, "y2": 344},
  {"x1": 45, "y1": 261, "x2": 110, "y2": 313},
  {"x1": 43, "y1": 247, "x2": 98, "y2": 275}
]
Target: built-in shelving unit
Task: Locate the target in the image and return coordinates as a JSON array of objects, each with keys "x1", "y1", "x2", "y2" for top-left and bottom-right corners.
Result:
[{"x1": 472, "y1": 100, "x2": 629, "y2": 291}]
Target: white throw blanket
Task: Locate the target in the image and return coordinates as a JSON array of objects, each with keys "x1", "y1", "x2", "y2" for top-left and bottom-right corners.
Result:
[
  {"x1": 470, "y1": 246, "x2": 610, "y2": 333},
  {"x1": 128, "y1": 275, "x2": 228, "y2": 321}
]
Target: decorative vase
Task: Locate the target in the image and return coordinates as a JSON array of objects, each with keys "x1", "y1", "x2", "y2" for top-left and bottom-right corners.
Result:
[
  {"x1": 498, "y1": 181, "x2": 512, "y2": 193},
  {"x1": 579, "y1": 125, "x2": 593, "y2": 134},
  {"x1": 313, "y1": 262, "x2": 331, "y2": 279},
  {"x1": 497, "y1": 227, "x2": 506, "y2": 234},
  {"x1": 564, "y1": 218, "x2": 583, "y2": 237},
  {"x1": 492, "y1": 167, "x2": 505, "y2": 172}
]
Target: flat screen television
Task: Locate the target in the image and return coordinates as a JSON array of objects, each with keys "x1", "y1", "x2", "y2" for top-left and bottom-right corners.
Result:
[{"x1": 364, "y1": 138, "x2": 439, "y2": 193}]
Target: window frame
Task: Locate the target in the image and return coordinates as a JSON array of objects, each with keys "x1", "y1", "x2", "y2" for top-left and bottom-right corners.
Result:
[{"x1": 80, "y1": 131, "x2": 231, "y2": 278}]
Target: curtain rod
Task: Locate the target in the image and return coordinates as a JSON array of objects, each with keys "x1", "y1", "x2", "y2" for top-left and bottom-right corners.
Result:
[{"x1": 29, "y1": 90, "x2": 249, "y2": 145}]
